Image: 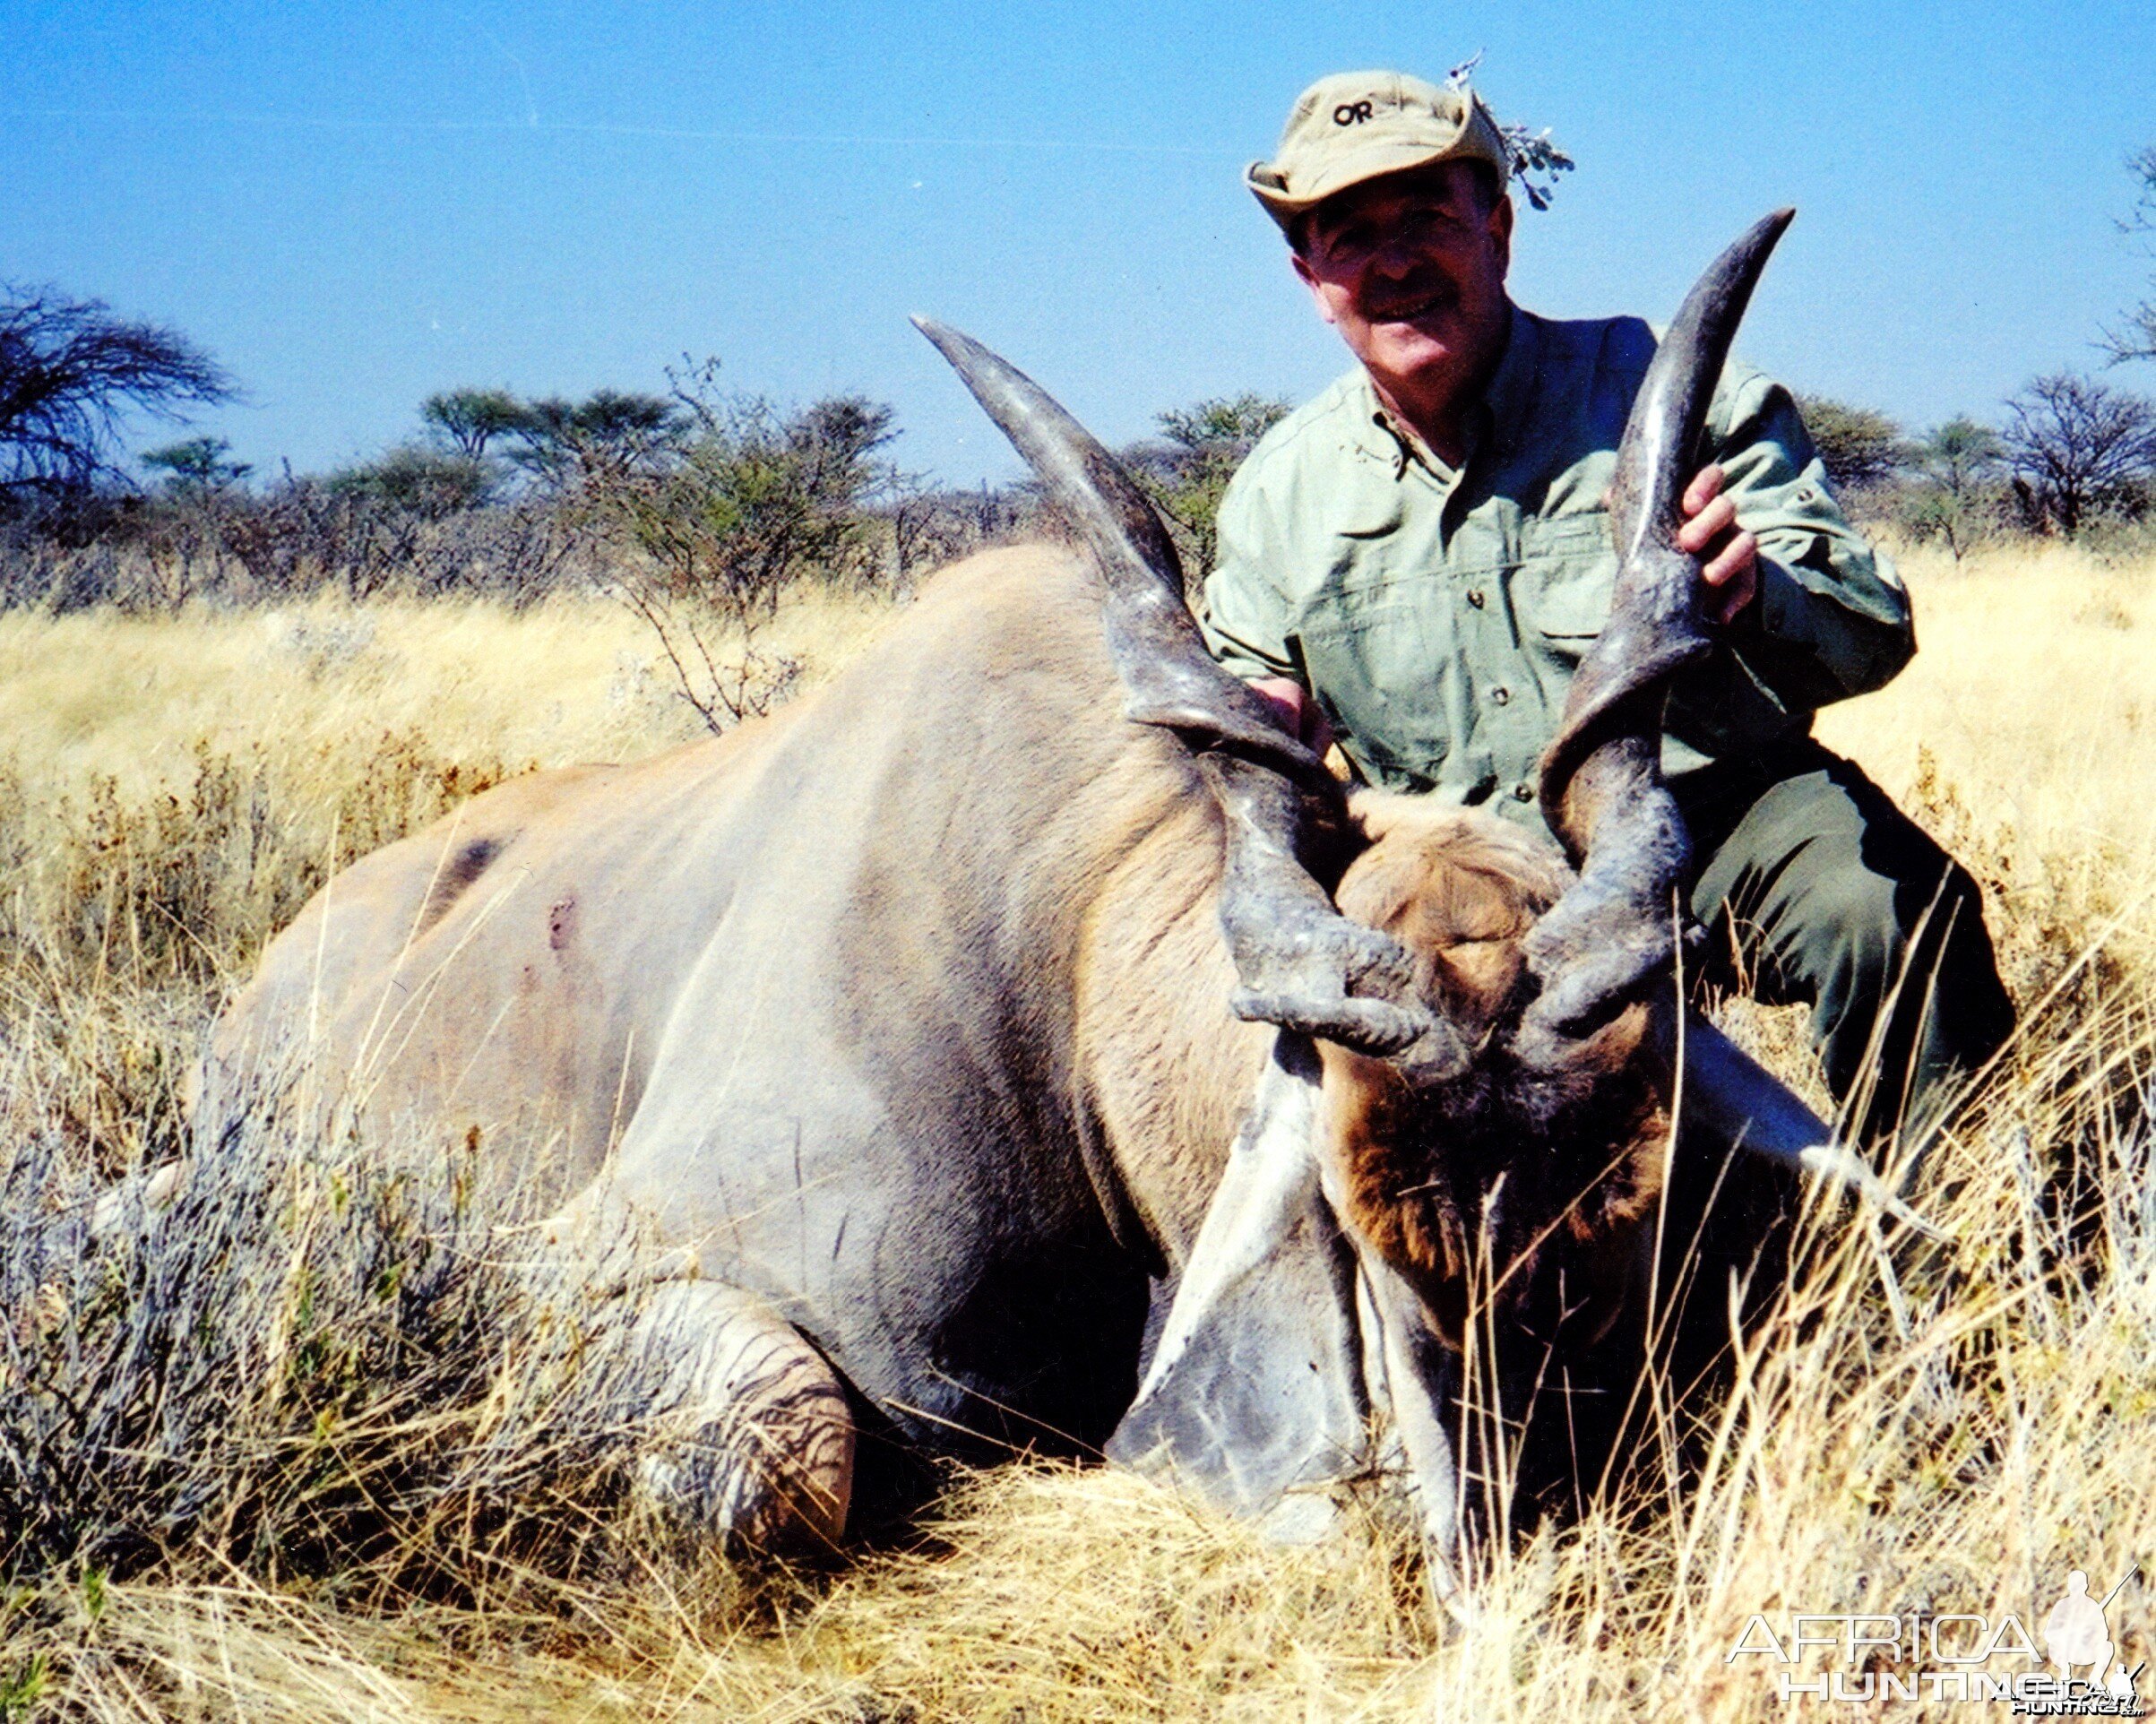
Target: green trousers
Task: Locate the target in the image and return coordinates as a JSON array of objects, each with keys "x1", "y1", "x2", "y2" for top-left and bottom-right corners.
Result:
[{"x1": 1675, "y1": 742, "x2": 2014, "y2": 1144}]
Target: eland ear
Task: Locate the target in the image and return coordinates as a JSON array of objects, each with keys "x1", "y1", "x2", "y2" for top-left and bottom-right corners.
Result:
[{"x1": 1106, "y1": 1032, "x2": 1369, "y2": 1539}]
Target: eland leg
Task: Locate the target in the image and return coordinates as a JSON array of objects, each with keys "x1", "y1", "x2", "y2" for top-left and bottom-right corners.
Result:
[{"x1": 622, "y1": 1280, "x2": 856, "y2": 1555}]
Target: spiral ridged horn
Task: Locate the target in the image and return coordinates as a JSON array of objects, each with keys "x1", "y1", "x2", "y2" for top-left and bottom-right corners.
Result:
[{"x1": 1518, "y1": 209, "x2": 1795, "y2": 1054}]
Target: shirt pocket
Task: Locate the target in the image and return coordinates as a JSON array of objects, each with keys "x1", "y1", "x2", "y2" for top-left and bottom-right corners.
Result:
[
  {"x1": 1294, "y1": 562, "x2": 1457, "y2": 773},
  {"x1": 1514, "y1": 513, "x2": 1618, "y2": 664}
]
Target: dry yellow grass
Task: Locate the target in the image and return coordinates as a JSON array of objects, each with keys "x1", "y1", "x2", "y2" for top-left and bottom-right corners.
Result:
[
  {"x1": 4, "y1": 546, "x2": 2155, "y2": 1721},
  {"x1": 0, "y1": 583, "x2": 901, "y2": 806},
  {"x1": 1818, "y1": 538, "x2": 2156, "y2": 862}
]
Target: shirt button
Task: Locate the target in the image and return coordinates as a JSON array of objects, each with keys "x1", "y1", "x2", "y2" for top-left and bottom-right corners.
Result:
[
  {"x1": 1513, "y1": 783, "x2": 1534, "y2": 802},
  {"x1": 1490, "y1": 685, "x2": 1511, "y2": 706},
  {"x1": 1466, "y1": 588, "x2": 1487, "y2": 608}
]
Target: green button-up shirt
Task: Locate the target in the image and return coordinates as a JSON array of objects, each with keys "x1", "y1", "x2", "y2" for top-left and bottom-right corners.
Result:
[{"x1": 1198, "y1": 305, "x2": 1913, "y2": 832}]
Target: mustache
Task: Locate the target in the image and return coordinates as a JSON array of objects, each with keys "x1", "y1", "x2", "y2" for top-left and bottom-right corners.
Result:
[{"x1": 1359, "y1": 277, "x2": 1461, "y2": 322}]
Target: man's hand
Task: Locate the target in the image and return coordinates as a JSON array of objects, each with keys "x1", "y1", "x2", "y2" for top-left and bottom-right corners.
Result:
[{"x1": 1677, "y1": 463, "x2": 1759, "y2": 625}]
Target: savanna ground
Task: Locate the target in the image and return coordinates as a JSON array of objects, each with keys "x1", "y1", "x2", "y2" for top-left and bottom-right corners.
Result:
[{"x1": 3, "y1": 537, "x2": 2155, "y2": 1720}]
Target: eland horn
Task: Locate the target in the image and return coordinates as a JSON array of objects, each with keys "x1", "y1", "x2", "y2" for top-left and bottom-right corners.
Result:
[
  {"x1": 1519, "y1": 209, "x2": 1796, "y2": 1053},
  {"x1": 910, "y1": 318, "x2": 1323, "y2": 778}
]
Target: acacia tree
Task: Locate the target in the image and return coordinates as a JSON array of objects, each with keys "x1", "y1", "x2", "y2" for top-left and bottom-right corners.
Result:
[
  {"x1": 419, "y1": 387, "x2": 525, "y2": 460},
  {"x1": 1125, "y1": 393, "x2": 1292, "y2": 583},
  {"x1": 0, "y1": 285, "x2": 231, "y2": 500},
  {"x1": 329, "y1": 444, "x2": 496, "y2": 518},
  {"x1": 1793, "y1": 395, "x2": 1907, "y2": 494},
  {"x1": 596, "y1": 366, "x2": 903, "y2": 731},
  {"x1": 2002, "y1": 373, "x2": 2156, "y2": 537},
  {"x1": 505, "y1": 388, "x2": 684, "y2": 492},
  {"x1": 2102, "y1": 145, "x2": 2156, "y2": 366},
  {"x1": 1901, "y1": 416, "x2": 2004, "y2": 560},
  {"x1": 140, "y1": 435, "x2": 252, "y2": 499}
]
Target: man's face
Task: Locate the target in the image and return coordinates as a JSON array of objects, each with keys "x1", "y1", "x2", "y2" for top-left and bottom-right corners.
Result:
[{"x1": 1292, "y1": 162, "x2": 1514, "y2": 435}]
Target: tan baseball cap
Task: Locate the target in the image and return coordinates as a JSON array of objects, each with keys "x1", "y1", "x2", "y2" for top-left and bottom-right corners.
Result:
[{"x1": 1245, "y1": 71, "x2": 1511, "y2": 233}]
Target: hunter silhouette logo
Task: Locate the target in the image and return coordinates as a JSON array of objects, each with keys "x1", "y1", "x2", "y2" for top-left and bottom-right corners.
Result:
[{"x1": 2044, "y1": 1569, "x2": 2143, "y2": 1703}]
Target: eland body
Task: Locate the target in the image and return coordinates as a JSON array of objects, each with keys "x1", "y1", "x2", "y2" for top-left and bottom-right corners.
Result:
[{"x1": 208, "y1": 213, "x2": 1909, "y2": 1591}]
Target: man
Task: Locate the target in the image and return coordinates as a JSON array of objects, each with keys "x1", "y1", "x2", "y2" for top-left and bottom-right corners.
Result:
[{"x1": 1202, "y1": 70, "x2": 2013, "y2": 1142}]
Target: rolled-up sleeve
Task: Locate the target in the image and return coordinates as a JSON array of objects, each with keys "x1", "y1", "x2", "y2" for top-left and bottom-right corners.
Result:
[
  {"x1": 1198, "y1": 461, "x2": 1300, "y2": 683},
  {"x1": 1712, "y1": 368, "x2": 1915, "y2": 711}
]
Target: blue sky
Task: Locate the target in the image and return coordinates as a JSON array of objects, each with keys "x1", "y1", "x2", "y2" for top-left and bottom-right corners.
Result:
[{"x1": 5, "y1": 0, "x2": 2153, "y2": 485}]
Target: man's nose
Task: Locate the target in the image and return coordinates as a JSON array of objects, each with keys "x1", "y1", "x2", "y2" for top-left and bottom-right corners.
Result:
[{"x1": 1367, "y1": 232, "x2": 1427, "y2": 280}]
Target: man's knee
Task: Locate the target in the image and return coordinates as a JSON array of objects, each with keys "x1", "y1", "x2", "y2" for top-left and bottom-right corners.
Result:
[
  {"x1": 1700, "y1": 755, "x2": 1961, "y2": 961},
  {"x1": 1790, "y1": 840, "x2": 1988, "y2": 999}
]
